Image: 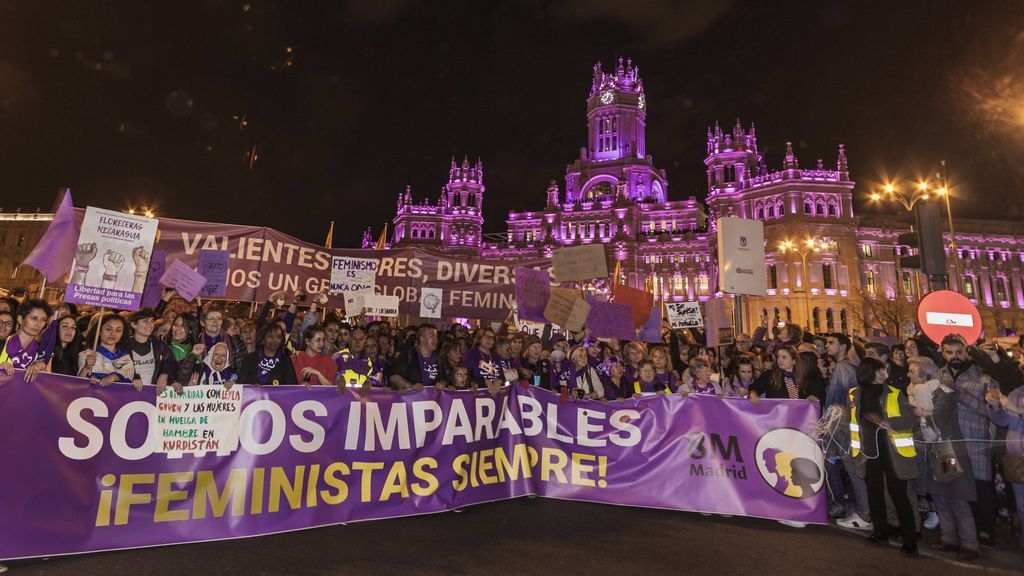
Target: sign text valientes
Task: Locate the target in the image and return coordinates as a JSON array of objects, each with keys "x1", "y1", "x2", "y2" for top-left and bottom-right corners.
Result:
[
  {"x1": 149, "y1": 216, "x2": 548, "y2": 320},
  {"x1": 1, "y1": 372, "x2": 825, "y2": 559}
]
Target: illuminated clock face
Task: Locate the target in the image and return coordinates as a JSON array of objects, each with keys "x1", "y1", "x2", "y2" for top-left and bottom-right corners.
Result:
[
  {"x1": 638, "y1": 94, "x2": 646, "y2": 109},
  {"x1": 600, "y1": 91, "x2": 613, "y2": 105}
]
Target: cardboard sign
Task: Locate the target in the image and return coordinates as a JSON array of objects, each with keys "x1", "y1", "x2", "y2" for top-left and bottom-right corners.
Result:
[
  {"x1": 613, "y1": 285, "x2": 655, "y2": 328},
  {"x1": 585, "y1": 300, "x2": 636, "y2": 341},
  {"x1": 64, "y1": 206, "x2": 159, "y2": 311},
  {"x1": 917, "y1": 290, "x2": 982, "y2": 345},
  {"x1": 330, "y1": 256, "x2": 379, "y2": 294},
  {"x1": 420, "y1": 287, "x2": 443, "y2": 319},
  {"x1": 513, "y1": 311, "x2": 562, "y2": 338},
  {"x1": 717, "y1": 217, "x2": 767, "y2": 296},
  {"x1": 343, "y1": 292, "x2": 365, "y2": 316},
  {"x1": 363, "y1": 294, "x2": 400, "y2": 317},
  {"x1": 159, "y1": 259, "x2": 209, "y2": 302},
  {"x1": 637, "y1": 306, "x2": 664, "y2": 343},
  {"x1": 514, "y1": 267, "x2": 550, "y2": 322},
  {"x1": 666, "y1": 301, "x2": 703, "y2": 329},
  {"x1": 543, "y1": 287, "x2": 590, "y2": 332},
  {"x1": 551, "y1": 244, "x2": 608, "y2": 283},
  {"x1": 155, "y1": 385, "x2": 241, "y2": 455},
  {"x1": 139, "y1": 250, "x2": 167, "y2": 309},
  {"x1": 197, "y1": 249, "x2": 230, "y2": 297}
]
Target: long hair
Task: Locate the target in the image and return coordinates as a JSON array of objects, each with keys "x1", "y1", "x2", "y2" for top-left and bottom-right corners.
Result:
[
  {"x1": 794, "y1": 350, "x2": 820, "y2": 393},
  {"x1": 169, "y1": 312, "x2": 200, "y2": 346},
  {"x1": 769, "y1": 345, "x2": 798, "y2": 392},
  {"x1": 83, "y1": 313, "x2": 131, "y2": 353},
  {"x1": 856, "y1": 356, "x2": 886, "y2": 415}
]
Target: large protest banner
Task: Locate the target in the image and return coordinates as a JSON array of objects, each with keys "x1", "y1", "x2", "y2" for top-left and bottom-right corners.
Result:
[
  {"x1": 0, "y1": 371, "x2": 825, "y2": 559},
  {"x1": 133, "y1": 215, "x2": 550, "y2": 320}
]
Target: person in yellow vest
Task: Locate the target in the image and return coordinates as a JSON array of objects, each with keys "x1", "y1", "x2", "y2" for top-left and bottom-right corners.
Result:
[{"x1": 850, "y1": 356, "x2": 920, "y2": 555}]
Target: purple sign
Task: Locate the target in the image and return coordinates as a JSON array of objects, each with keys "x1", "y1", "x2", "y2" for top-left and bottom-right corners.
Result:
[
  {"x1": 159, "y1": 259, "x2": 208, "y2": 302},
  {"x1": 638, "y1": 306, "x2": 663, "y2": 343},
  {"x1": 197, "y1": 249, "x2": 230, "y2": 297},
  {"x1": 140, "y1": 250, "x2": 167, "y2": 309},
  {"x1": 0, "y1": 371, "x2": 825, "y2": 560},
  {"x1": 585, "y1": 299, "x2": 635, "y2": 341},
  {"x1": 514, "y1": 267, "x2": 550, "y2": 322}
]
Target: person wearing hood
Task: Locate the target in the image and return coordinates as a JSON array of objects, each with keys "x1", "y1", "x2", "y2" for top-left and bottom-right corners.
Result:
[
  {"x1": 238, "y1": 323, "x2": 296, "y2": 386},
  {"x1": 199, "y1": 341, "x2": 237, "y2": 388}
]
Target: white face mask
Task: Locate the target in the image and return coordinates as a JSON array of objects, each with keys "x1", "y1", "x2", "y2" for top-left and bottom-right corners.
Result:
[{"x1": 550, "y1": 350, "x2": 565, "y2": 362}]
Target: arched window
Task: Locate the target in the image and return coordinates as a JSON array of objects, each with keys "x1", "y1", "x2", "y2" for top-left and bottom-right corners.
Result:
[
  {"x1": 964, "y1": 276, "x2": 975, "y2": 299},
  {"x1": 756, "y1": 207, "x2": 764, "y2": 220},
  {"x1": 812, "y1": 307, "x2": 821, "y2": 333},
  {"x1": 828, "y1": 203, "x2": 838, "y2": 217},
  {"x1": 816, "y1": 202, "x2": 826, "y2": 215},
  {"x1": 785, "y1": 306, "x2": 792, "y2": 322},
  {"x1": 776, "y1": 203, "x2": 784, "y2": 217},
  {"x1": 766, "y1": 205, "x2": 774, "y2": 218},
  {"x1": 840, "y1": 310, "x2": 848, "y2": 333},
  {"x1": 804, "y1": 201, "x2": 814, "y2": 215}
]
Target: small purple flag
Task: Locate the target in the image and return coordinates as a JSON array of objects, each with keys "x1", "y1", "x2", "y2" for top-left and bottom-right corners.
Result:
[
  {"x1": 514, "y1": 267, "x2": 550, "y2": 323},
  {"x1": 22, "y1": 189, "x2": 80, "y2": 283},
  {"x1": 638, "y1": 305, "x2": 664, "y2": 343},
  {"x1": 140, "y1": 250, "x2": 167, "y2": 309}
]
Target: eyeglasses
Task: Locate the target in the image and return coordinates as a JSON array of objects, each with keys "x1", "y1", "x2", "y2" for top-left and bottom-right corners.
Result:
[{"x1": 0, "y1": 321, "x2": 13, "y2": 328}]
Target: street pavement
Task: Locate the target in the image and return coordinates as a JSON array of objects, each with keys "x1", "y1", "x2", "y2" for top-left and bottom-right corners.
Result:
[{"x1": 6, "y1": 498, "x2": 1017, "y2": 575}]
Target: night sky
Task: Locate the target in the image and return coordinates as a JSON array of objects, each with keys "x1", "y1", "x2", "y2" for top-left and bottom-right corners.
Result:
[{"x1": 1, "y1": 1, "x2": 1022, "y2": 246}]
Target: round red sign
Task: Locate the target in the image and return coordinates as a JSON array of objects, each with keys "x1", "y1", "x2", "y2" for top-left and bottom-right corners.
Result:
[{"x1": 916, "y1": 290, "x2": 983, "y2": 345}]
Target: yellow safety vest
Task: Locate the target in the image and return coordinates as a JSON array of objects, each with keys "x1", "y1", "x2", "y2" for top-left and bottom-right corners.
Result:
[{"x1": 849, "y1": 386, "x2": 917, "y2": 459}]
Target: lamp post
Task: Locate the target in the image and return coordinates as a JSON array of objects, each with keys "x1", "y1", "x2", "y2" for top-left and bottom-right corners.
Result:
[
  {"x1": 869, "y1": 181, "x2": 930, "y2": 213},
  {"x1": 778, "y1": 237, "x2": 833, "y2": 331},
  {"x1": 936, "y1": 162, "x2": 962, "y2": 293}
]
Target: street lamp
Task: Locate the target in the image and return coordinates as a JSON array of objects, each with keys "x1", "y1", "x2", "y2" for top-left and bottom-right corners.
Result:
[
  {"x1": 935, "y1": 162, "x2": 963, "y2": 293},
  {"x1": 778, "y1": 237, "x2": 834, "y2": 331},
  {"x1": 869, "y1": 182, "x2": 930, "y2": 212}
]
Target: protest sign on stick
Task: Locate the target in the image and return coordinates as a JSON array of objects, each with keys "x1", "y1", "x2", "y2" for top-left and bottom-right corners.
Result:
[
  {"x1": 64, "y1": 206, "x2": 159, "y2": 311},
  {"x1": 363, "y1": 294, "x2": 400, "y2": 317},
  {"x1": 585, "y1": 300, "x2": 635, "y2": 341},
  {"x1": 551, "y1": 245, "x2": 608, "y2": 282},
  {"x1": 612, "y1": 285, "x2": 655, "y2": 328},
  {"x1": 197, "y1": 250, "x2": 230, "y2": 297},
  {"x1": 666, "y1": 301, "x2": 704, "y2": 329},
  {"x1": 419, "y1": 287, "x2": 443, "y2": 319},
  {"x1": 544, "y1": 287, "x2": 590, "y2": 332},
  {"x1": 514, "y1": 267, "x2": 550, "y2": 322},
  {"x1": 159, "y1": 259, "x2": 209, "y2": 302},
  {"x1": 330, "y1": 256, "x2": 379, "y2": 294},
  {"x1": 155, "y1": 385, "x2": 241, "y2": 456}
]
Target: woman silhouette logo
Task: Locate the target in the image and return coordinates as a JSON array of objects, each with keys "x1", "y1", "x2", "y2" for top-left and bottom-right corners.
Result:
[{"x1": 755, "y1": 429, "x2": 825, "y2": 499}]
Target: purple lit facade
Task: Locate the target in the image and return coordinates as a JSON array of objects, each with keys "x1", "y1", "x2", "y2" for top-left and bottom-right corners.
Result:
[{"x1": 366, "y1": 58, "x2": 1024, "y2": 337}]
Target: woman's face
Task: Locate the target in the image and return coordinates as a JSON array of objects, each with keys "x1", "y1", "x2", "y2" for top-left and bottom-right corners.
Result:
[
  {"x1": 100, "y1": 320, "x2": 123, "y2": 347},
  {"x1": 453, "y1": 368, "x2": 468, "y2": 387},
  {"x1": 479, "y1": 331, "x2": 495, "y2": 350},
  {"x1": 904, "y1": 340, "x2": 918, "y2": 358},
  {"x1": 627, "y1": 348, "x2": 643, "y2": 365},
  {"x1": 737, "y1": 364, "x2": 754, "y2": 382},
  {"x1": 874, "y1": 367, "x2": 888, "y2": 385},
  {"x1": 892, "y1": 349, "x2": 907, "y2": 366},
  {"x1": 776, "y1": 350, "x2": 795, "y2": 371},
  {"x1": 651, "y1": 349, "x2": 668, "y2": 370},
  {"x1": 510, "y1": 338, "x2": 523, "y2": 356},
  {"x1": 447, "y1": 345, "x2": 462, "y2": 364},
  {"x1": 639, "y1": 364, "x2": 655, "y2": 382},
  {"x1": 307, "y1": 331, "x2": 325, "y2": 355},
  {"x1": 18, "y1": 307, "x2": 48, "y2": 338},
  {"x1": 0, "y1": 312, "x2": 13, "y2": 340},
  {"x1": 59, "y1": 318, "x2": 77, "y2": 344},
  {"x1": 694, "y1": 366, "x2": 711, "y2": 384},
  {"x1": 172, "y1": 317, "x2": 187, "y2": 342},
  {"x1": 573, "y1": 350, "x2": 588, "y2": 368},
  {"x1": 241, "y1": 323, "x2": 256, "y2": 345},
  {"x1": 364, "y1": 338, "x2": 379, "y2": 358},
  {"x1": 525, "y1": 342, "x2": 542, "y2": 361},
  {"x1": 263, "y1": 327, "x2": 283, "y2": 352},
  {"x1": 212, "y1": 347, "x2": 228, "y2": 371},
  {"x1": 610, "y1": 362, "x2": 625, "y2": 379}
]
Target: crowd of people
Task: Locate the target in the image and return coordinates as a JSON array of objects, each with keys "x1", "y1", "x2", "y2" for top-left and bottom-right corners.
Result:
[{"x1": 3, "y1": 288, "x2": 1024, "y2": 568}]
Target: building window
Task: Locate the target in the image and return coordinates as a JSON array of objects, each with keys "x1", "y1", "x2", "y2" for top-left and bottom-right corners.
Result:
[
  {"x1": 866, "y1": 270, "x2": 875, "y2": 294},
  {"x1": 766, "y1": 205, "x2": 774, "y2": 218},
  {"x1": 773, "y1": 307, "x2": 781, "y2": 325},
  {"x1": 16, "y1": 234, "x2": 26, "y2": 248},
  {"x1": 817, "y1": 202, "x2": 826, "y2": 215},
  {"x1": 826, "y1": 308, "x2": 835, "y2": 331},
  {"x1": 776, "y1": 203, "x2": 784, "y2": 217},
  {"x1": 768, "y1": 264, "x2": 778, "y2": 289},
  {"x1": 785, "y1": 306, "x2": 792, "y2": 322},
  {"x1": 723, "y1": 165, "x2": 736, "y2": 183},
  {"x1": 964, "y1": 276, "x2": 975, "y2": 299},
  {"x1": 862, "y1": 244, "x2": 873, "y2": 258},
  {"x1": 840, "y1": 309, "x2": 848, "y2": 333},
  {"x1": 697, "y1": 275, "x2": 709, "y2": 297},
  {"x1": 812, "y1": 307, "x2": 821, "y2": 333},
  {"x1": 995, "y1": 277, "x2": 1008, "y2": 302},
  {"x1": 901, "y1": 271, "x2": 912, "y2": 296},
  {"x1": 756, "y1": 208, "x2": 764, "y2": 220},
  {"x1": 828, "y1": 203, "x2": 838, "y2": 217},
  {"x1": 804, "y1": 202, "x2": 813, "y2": 215},
  {"x1": 822, "y1": 263, "x2": 833, "y2": 290}
]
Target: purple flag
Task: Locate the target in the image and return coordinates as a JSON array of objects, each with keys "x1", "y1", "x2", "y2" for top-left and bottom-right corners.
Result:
[
  {"x1": 638, "y1": 306, "x2": 663, "y2": 343},
  {"x1": 140, "y1": 250, "x2": 168, "y2": 308},
  {"x1": 514, "y1": 267, "x2": 550, "y2": 322},
  {"x1": 22, "y1": 189, "x2": 79, "y2": 282}
]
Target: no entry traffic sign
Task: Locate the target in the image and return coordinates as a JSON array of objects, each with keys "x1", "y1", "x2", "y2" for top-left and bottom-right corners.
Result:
[{"x1": 917, "y1": 290, "x2": 983, "y2": 345}]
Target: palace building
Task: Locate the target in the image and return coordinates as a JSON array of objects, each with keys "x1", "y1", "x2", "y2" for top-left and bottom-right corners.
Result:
[{"x1": 369, "y1": 58, "x2": 1024, "y2": 338}]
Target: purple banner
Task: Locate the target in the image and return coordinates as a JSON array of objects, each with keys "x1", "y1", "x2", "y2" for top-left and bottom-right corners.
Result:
[{"x1": 0, "y1": 371, "x2": 825, "y2": 560}]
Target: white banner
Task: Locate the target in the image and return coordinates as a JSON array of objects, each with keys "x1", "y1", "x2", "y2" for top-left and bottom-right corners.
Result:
[
  {"x1": 363, "y1": 294, "x2": 401, "y2": 317},
  {"x1": 155, "y1": 385, "x2": 242, "y2": 455}
]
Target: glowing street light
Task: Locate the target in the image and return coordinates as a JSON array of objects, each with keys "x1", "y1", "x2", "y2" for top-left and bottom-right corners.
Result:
[{"x1": 869, "y1": 181, "x2": 931, "y2": 212}]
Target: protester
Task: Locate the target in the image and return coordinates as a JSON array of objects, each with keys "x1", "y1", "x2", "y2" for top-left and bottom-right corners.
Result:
[
  {"x1": 865, "y1": 342, "x2": 909, "y2": 391},
  {"x1": 516, "y1": 335, "x2": 549, "y2": 389},
  {"x1": 750, "y1": 345, "x2": 804, "y2": 401},
  {"x1": 436, "y1": 339, "x2": 465, "y2": 389},
  {"x1": 549, "y1": 335, "x2": 574, "y2": 391},
  {"x1": 623, "y1": 341, "x2": 646, "y2": 382},
  {"x1": 680, "y1": 357, "x2": 719, "y2": 395},
  {"x1": 633, "y1": 359, "x2": 668, "y2": 396},
  {"x1": 200, "y1": 303, "x2": 246, "y2": 369},
  {"x1": 0, "y1": 309, "x2": 14, "y2": 343},
  {"x1": 0, "y1": 298, "x2": 55, "y2": 382},
  {"x1": 601, "y1": 356, "x2": 631, "y2": 401},
  {"x1": 79, "y1": 313, "x2": 136, "y2": 388},
  {"x1": 197, "y1": 341, "x2": 238, "y2": 387},
  {"x1": 238, "y1": 323, "x2": 296, "y2": 386},
  {"x1": 464, "y1": 328, "x2": 500, "y2": 387},
  {"x1": 826, "y1": 333, "x2": 872, "y2": 531},
  {"x1": 292, "y1": 324, "x2": 339, "y2": 387},
  {"x1": 650, "y1": 345, "x2": 680, "y2": 392},
  {"x1": 127, "y1": 308, "x2": 177, "y2": 393},
  {"x1": 851, "y1": 357, "x2": 919, "y2": 555},
  {"x1": 388, "y1": 324, "x2": 440, "y2": 390},
  {"x1": 49, "y1": 314, "x2": 81, "y2": 376},
  {"x1": 722, "y1": 353, "x2": 757, "y2": 397},
  {"x1": 571, "y1": 345, "x2": 605, "y2": 400}
]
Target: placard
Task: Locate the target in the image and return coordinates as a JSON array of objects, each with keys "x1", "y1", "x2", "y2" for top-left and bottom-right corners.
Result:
[
  {"x1": 344, "y1": 292, "x2": 365, "y2": 316},
  {"x1": 139, "y1": 250, "x2": 167, "y2": 309},
  {"x1": 612, "y1": 285, "x2": 655, "y2": 328},
  {"x1": 64, "y1": 206, "x2": 159, "y2": 311},
  {"x1": 666, "y1": 301, "x2": 703, "y2": 328},
  {"x1": 717, "y1": 217, "x2": 767, "y2": 296},
  {"x1": 197, "y1": 249, "x2": 230, "y2": 297},
  {"x1": 585, "y1": 300, "x2": 635, "y2": 341},
  {"x1": 363, "y1": 294, "x2": 400, "y2": 317},
  {"x1": 543, "y1": 287, "x2": 590, "y2": 332},
  {"x1": 514, "y1": 267, "x2": 550, "y2": 322},
  {"x1": 330, "y1": 256, "x2": 379, "y2": 294},
  {"x1": 420, "y1": 287, "x2": 443, "y2": 319},
  {"x1": 154, "y1": 385, "x2": 241, "y2": 455},
  {"x1": 159, "y1": 259, "x2": 209, "y2": 302},
  {"x1": 637, "y1": 306, "x2": 664, "y2": 343},
  {"x1": 551, "y1": 244, "x2": 608, "y2": 282}
]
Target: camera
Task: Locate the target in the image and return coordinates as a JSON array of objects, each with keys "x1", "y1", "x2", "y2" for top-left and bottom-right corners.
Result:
[{"x1": 295, "y1": 293, "x2": 307, "y2": 303}]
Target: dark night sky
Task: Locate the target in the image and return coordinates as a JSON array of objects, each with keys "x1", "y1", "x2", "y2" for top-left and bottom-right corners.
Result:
[{"x1": 1, "y1": 1, "x2": 1022, "y2": 246}]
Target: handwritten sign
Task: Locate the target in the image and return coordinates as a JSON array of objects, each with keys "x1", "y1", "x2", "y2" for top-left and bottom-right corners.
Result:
[
  {"x1": 140, "y1": 250, "x2": 167, "y2": 309},
  {"x1": 585, "y1": 300, "x2": 635, "y2": 341},
  {"x1": 513, "y1": 311, "x2": 562, "y2": 338},
  {"x1": 159, "y1": 259, "x2": 209, "y2": 302},
  {"x1": 197, "y1": 249, "x2": 230, "y2": 297},
  {"x1": 420, "y1": 287, "x2": 443, "y2": 319},
  {"x1": 514, "y1": 267, "x2": 550, "y2": 322},
  {"x1": 666, "y1": 301, "x2": 704, "y2": 329},
  {"x1": 363, "y1": 294, "x2": 400, "y2": 317},
  {"x1": 551, "y1": 244, "x2": 608, "y2": 283},
  {"x1": 330, "y1": 256, "x2": 379, "y2": 294},
  {"x1": 155, "y1": 385, "x2": 242, "y2": 455},
  {"x1": 543, "y1": 287, "x2": 590, "y2": 332}
]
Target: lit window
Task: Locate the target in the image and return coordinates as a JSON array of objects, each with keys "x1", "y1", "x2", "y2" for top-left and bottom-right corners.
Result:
[
  {"x1": 964, "y1": 277, "x2": 975, "y2": 299},
  {"x1": 822, "y1": 263, "x2": 833, "y2": 290},
  {"x1": 902, "y1": 271, "x2": 912, "y2": 296},
  {"x1": 866, "y1": 270, "x2": 875, "y2": 294},
  {"x1": 697, "y1": 275, "x2": 709, "y2": 296},
  {"x1": 862, "y1": 244, "x2": 873, "y2": 258},
  {"x1": 768, "y1": 264, "x2": 778, "y2": 289}
]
